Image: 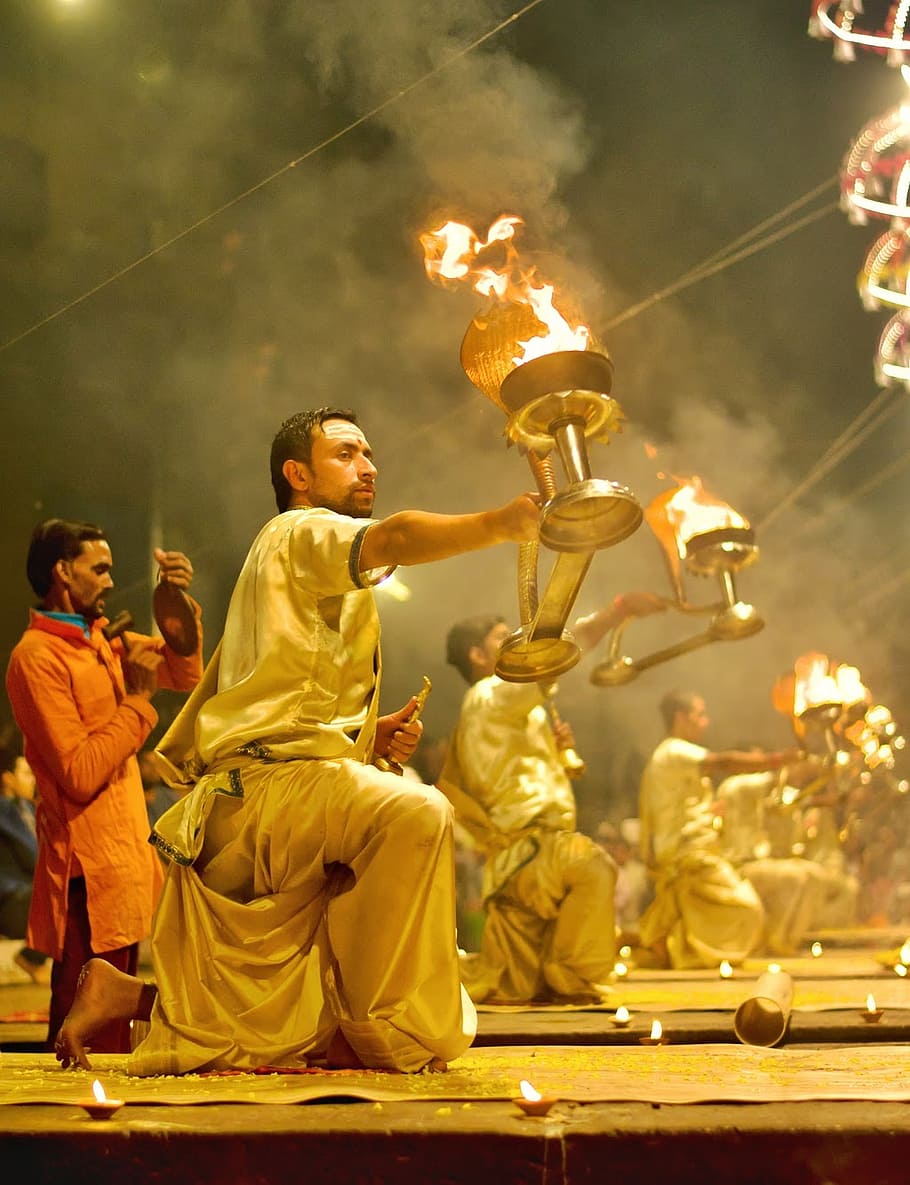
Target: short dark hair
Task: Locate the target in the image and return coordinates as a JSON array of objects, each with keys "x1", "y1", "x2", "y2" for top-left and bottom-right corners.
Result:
[
  {"x1": 445, "y1": 614, "x2": 506, "y2": 684},
  {"x1": 659, "y1": 689, "x2": 700, "y2": 732},
  {"x1": 269, "y1": 407, "x2": 359, "y2": 513},
  {"x1": 26, "y1": 518, "x2": 106, "y2": 599}
]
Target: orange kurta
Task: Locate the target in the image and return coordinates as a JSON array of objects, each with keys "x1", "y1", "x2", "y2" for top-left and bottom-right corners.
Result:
[{"x1": 5, "y1": 608, "x2": 203, "y2": 960}]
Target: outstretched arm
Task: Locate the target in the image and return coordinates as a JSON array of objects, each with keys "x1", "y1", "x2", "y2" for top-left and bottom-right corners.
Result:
[
  {"x1": 572, "y1": 590, "x2": 668, "y2": 653},
  {"x1": 356, "y1": 494, "x2": 540, "y2": 573},
  {"x1": 701, "y1": 747, "x2": 803, "y2": 779}
]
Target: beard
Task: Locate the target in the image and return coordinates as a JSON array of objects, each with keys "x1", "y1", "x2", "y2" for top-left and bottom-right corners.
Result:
[{"x1": 323, "y1": 489, "x2": 375, "y2": 518}]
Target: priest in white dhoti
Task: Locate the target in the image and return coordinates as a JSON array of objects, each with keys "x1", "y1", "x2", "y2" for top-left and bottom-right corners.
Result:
[
  {"x1": 637, "y1": 691, "x2": 798, "y2": 969},
  {"x1": 439, "y1": 594, "x2": 664, "y2": 1004},
  {"x1": 715, "y1": 770, "x2": 826, "y2": 957},
  {"x1": 52, "y1": 408, "x2": 542, "y2": 1075}
]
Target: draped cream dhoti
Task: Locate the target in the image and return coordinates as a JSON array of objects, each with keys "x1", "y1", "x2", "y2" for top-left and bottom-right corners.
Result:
[
  {"x1": 740, "y1": 858, "x2": 827, "y2": 957},
  {"x1": 128, "y1": 757, "x2": 476, "y2": 1076},
  {"x1": 639, "y1": 850, "x2": 765, "y2": 969},
  {"x1": 459, "y1": 830, "x2": 617, "y2": 1002}
]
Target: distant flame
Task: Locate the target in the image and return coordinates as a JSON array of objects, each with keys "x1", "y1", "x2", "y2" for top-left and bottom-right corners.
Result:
[
  {"x1": 614, "y1": 1005, "x2": 631, "y2": 1022},
  {"x1": 649, "y1": 1019, "x2": 662, "y2": 1040},
  {"x1": 719, "y1": 960, "x2": 733, "y2": 978},
  {"x1": 92, "y1": 1080, "x2": 107, "y2": 1103},
  {"x1": 866, "y1": 993, "x2": 878, "y2": 1013},
  {"x1": 519, "y1": 1079, "x2": 542, "y2": 1102},
  {"x1": 793, "y1": 653, "x2": 841, "y2": 717},
  {"x1": 419, "y1": 215, "x2": 589, "y2": 365}
]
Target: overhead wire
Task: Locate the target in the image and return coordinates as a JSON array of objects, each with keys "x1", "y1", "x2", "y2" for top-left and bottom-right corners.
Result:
[
  {"x1": 602, "y1": 177, "x2": 839, "y2": 332},
  {"x1": 756, "y1": 385, "x2": 906, "y2": 532},
  {"x1": 0, "y1": 0, "x2": 549, "y2": 358}
]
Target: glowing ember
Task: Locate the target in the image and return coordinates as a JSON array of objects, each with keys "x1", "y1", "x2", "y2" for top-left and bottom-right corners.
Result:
[
  {"x1": 419, "y1": 215, "x2": 590, "y2": 365},
  {"x1": 519, "y1": 1079, "x2": 542, "y2": 1103},
  {"x1": 719, "y1": 960, "x2": 733, "y2": 978}
]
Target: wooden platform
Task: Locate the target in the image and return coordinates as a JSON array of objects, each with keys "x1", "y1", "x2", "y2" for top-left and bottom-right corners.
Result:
[{"x1": 3, "y1": 945, "x2": 910, "y2": 1184}]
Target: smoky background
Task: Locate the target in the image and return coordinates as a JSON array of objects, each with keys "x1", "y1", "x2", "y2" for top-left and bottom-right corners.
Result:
[{"x1": 1, "y1": 0, "x2": 907, "y2": 831}]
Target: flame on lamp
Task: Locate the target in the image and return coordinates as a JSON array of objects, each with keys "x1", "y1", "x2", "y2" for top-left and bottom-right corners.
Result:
[
  {"x1": 644, "y1": 476, "x2": 753, "y2": 600},
  {"x1": 649, "y1": 1019, "x2": 662, "y2": 1041},
  {"x1": 793, "y1": 653, "x2": 841, "y2": 717},
  {"x1": 92, "y1": 1080, "x2": 107, "y2": 1103},
  {"x1": 519, "y1": 1079, "x2": 542, "y2": 1103},
  {"x1": 419, "y1": 215, "x2": 590, "y2": 366}
]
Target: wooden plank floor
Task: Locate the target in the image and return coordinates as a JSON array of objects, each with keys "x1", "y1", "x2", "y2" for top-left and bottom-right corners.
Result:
[{"x1": 3, "y1": 945, "x2": 910, "y2": 1185}]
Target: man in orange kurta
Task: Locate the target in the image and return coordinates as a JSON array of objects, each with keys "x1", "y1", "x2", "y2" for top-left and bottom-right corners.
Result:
[{"x1": 5, "y1": 518, "x2": 203, "y2": 1052}]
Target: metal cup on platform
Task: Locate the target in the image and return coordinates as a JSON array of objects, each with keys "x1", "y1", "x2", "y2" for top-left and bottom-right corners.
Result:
[
  {"x1": 460, "y1": 303, "x2": 642, "y2": 683},
  {"x1": 591, "y1": 483, "x2": 763, "y2": 688}
]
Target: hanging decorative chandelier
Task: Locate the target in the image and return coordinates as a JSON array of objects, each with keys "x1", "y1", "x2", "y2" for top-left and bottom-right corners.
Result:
[{"x1": 810, "y1": 1, "x2": 910, "y2": 65}]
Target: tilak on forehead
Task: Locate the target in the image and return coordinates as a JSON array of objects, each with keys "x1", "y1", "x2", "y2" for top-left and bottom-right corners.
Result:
[{"x1": 320, "y1": 419, "x2": 371, "y2": 449}]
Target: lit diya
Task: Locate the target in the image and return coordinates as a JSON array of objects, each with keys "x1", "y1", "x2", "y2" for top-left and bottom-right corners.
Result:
[
  {"x1": 639, "y1": 1019, "x2": 669, "y2": 1046},
  {"x1": 78, "y1": 1079, "x2": 124, "y2": 1120},
  {"x1": 862, "y1": 993, "x2": 884, "y2": 1023},
  {"x1": 513, "y1": 1079, "x2": 557, "y2": 1117},
  {"x1": 610, "y1": 1005, "x2": 632, "y2": 1028}
]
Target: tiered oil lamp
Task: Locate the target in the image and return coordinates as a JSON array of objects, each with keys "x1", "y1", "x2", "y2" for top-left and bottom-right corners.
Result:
[
  {"x1": 422, "y1": 215, "x2": 642, "y2": 683},
  {"x1": 591, "y1": 476, "x2": 763, "y2": 686}
]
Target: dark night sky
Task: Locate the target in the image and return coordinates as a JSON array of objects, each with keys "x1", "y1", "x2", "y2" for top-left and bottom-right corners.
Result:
[{"x1": 2, "y1": 0, "x2": 908, "y2": 827}]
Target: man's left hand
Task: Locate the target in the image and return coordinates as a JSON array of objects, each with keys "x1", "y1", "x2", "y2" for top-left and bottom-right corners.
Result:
[
  {"x1": 154, "y1": 548, "x2": 194, "y2": 590},
  {"x1": 375, "y1": 698, "x2": 424, "y2": 767}
]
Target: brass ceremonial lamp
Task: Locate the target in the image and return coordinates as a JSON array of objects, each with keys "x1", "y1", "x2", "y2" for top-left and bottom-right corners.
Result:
[
  {"x1": 591, "y1": 477, "x2": 763, "y2": 686},
  {"x1": 460, "y1": 300, "x2": 642, "y2": 685}
]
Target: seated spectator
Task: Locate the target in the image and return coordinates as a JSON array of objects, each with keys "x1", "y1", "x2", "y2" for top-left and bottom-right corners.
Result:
[{"x1": 0, "y1": 741, "x2": 50, "y2": 985}]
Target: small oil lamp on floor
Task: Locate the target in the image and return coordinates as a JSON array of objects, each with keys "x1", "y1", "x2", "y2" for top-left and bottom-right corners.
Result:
[
  {"x1": 862, "y1": 993, "x2": 884, "y2": 1023},
  {"x1": 513, "y1": 1079, "x2": 557, "y2": 1117},
  {"x1": 639, "y1": 1019, "x2": 669, "y2": 1046},
  {"x1": 610, "y1": 1005, "x2": 632, "y2": 1028},
  {"x1": 78, "y1": 1079, "x2": 124, "y2": 1120}
]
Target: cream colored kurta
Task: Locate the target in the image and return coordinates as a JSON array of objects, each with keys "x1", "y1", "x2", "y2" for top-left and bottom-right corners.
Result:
[
  {"x1": 638, "y1": 737, "x2": 765, "y2": 969},
  {"x1": 439, "y1": 677, "x2": 616, "y2": 1003},
  {"x1": 129, "y1": 508, "x2": 475, "y2": 1075}
]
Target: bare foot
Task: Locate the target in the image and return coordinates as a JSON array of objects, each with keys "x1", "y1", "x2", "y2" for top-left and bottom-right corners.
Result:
[
  {"x1": 54, "y1": 959, "x2": 152, "y2": 1070},
  {"x1": 325, "y1": 1028, "x2": 366, "y2": 1070}
]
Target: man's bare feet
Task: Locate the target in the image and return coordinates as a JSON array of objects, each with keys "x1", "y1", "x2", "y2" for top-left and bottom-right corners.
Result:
[
  {"x1": 54, "y1": 959, "x2": 154, "y2": 1070},
  {"x1": 325, "y1": 1027, "x2": 367, "y2": 1069},
  {"x1": 324, "y1": 1028, "x2": 447, "y2": 1073}
]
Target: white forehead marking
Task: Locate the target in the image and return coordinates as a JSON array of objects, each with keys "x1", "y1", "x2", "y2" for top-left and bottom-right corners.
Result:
[{"x1": 321, "y1": 419, "x2": 369, "y2": 447}]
